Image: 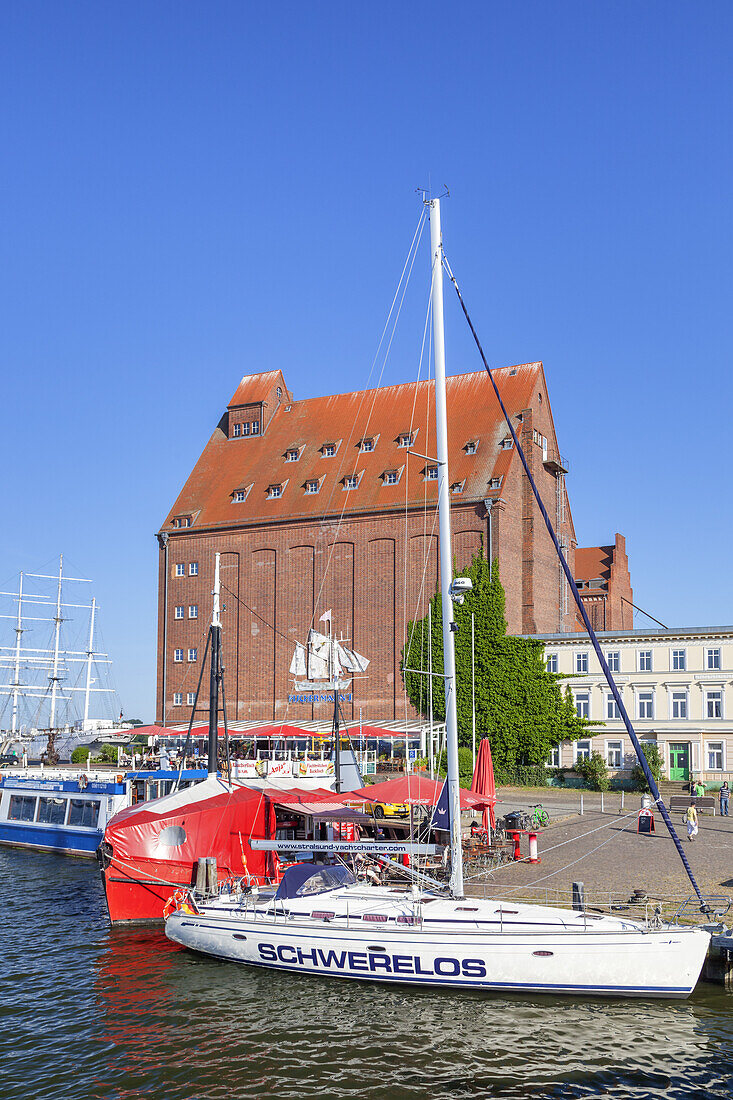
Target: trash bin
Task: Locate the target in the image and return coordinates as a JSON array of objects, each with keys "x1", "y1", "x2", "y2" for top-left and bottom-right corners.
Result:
[{"x1": 640, "y1": 794, "x2": 653, "y2": 810}]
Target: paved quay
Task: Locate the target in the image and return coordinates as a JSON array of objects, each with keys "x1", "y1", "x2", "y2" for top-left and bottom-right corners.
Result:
[{"x1": 465, "y1": 786, "x2": 733, "y2": 917}]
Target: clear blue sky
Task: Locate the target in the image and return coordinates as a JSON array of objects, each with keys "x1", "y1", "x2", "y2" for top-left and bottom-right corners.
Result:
[{"x1": 1, "y1": 2, "x2": 731, "y2": 721}]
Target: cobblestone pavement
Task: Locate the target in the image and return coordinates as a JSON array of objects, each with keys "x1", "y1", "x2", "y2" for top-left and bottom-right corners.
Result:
[{"x1": 465, "y1": 786, "x2": 733, "y2": 917}]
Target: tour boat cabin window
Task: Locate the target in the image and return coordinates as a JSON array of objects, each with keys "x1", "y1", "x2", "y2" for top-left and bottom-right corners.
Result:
[
  {"x1": 37, "y1": 796, "x2": 67, "y2": 825},
  {"x1": 68, "y1": 799, "x2": 100, "y2": 828},
  {"x1": 8, "y1": 795, "x2": 36, "y2": 822}
]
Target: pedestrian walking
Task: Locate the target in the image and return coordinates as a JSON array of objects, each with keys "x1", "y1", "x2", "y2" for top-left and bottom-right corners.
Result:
[
  {"x1": 685, "y1": 800, "x2": 699, "y2": 841},
  {"x1": 720, "y1": 782, "x2": 730, "y2": 817}
]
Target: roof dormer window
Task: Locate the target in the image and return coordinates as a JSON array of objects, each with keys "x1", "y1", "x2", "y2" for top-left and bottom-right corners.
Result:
[
  {"x1": 343, "y1": 473, "x2": 360, "y2": 491},
  {"x1": 465, "y1": 440, "x2": 478, "y2": 455},
  {"x1": 231, "y1": 485, "x2": 252, "y2": 504},
  {"x1": 360, "y1": 437, "x2": 375, "y2": 453},
  {"x1": 321, "y1": 440, "x2": 340, "y2": 457},
  {"x1": 232, "y1": 423, "x2": 241, "y2": 438},
  {"x1": 251, "y1": 420, "x2": 260, "y2": 435},
  {"x1": 398, "y1": 432, "x2": 414, "y2": 448},
  {"x1": 172, "y1": 515, "x2": 193, "y2": 528},
  {"x1": 426, "y1": 465, "x2": 438, "y2": 481},
  {"x1": 267, "y1": 484, "x2": 283, "y2": 499},
  {"x1": 488, "y1": 476, "x2": 503, "y2": 490},
  {"x1": 501, "y1": 437, "x2": 513, "y2": 450},
  {"x1": 383, "y1": 469, "x2": 399, "y2": 485},
  {"x1": 285, "y1": 448, "x2": 300, "y2": 462},
  {"x1": 305, "y1": 479, "x2": 320, "y2": 494},
  {"x1": 451, "y1": 481, "x2": 465, "y2": 494}
]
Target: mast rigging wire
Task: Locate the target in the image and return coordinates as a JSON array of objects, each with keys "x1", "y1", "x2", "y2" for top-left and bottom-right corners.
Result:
[{"x1": 441, "y1": 250, "x2": 710, "y2": 912}]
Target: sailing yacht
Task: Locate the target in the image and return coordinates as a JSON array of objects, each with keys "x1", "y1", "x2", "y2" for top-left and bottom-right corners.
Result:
[{"x1": 164, "y1": 199, "x2": 710, "y2": 997}]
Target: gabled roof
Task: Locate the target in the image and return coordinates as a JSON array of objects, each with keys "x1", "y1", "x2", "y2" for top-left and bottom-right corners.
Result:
[
  {"x1": 163, "y1": 363, "x2": 545, "y2": 529},
  {"x1": 228, "y1": 370, "x2": 290, "y2": 408}
]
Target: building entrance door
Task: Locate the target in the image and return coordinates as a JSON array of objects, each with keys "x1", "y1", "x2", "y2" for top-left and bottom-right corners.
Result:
[{"x1": 669, "y1": 743, "x2": 690, "y2": 781}]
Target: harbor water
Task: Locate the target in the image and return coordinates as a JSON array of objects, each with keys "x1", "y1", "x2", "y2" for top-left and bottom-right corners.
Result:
[{"x1": 3, "y1": 847, "x2": 733, "y2": 1100}]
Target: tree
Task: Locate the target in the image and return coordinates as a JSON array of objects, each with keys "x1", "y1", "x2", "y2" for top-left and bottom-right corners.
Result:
[
  {"x1": 401, "y1": 553, "x2": 593, "y2": 768},
  {"x1": 575, "y1": 751, "x2": 611, "y2": 791},
  {"x1": 631, "y1": 743, "x2": 665, "y2": 792}
]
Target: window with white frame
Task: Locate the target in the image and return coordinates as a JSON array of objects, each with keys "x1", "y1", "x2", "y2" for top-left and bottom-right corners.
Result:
[
  {"x1": 575, "y1": 740, "x2": 591, "y2": 761},
  {"x1": 574, "y1": 691, "x2": 590, "y2": 719},
  {"x1": 575, "y1": 652, "x2": 588, "y2": 674},
  {"x1": 546, "y1": 653, "x2": 558, "y2": 674},
  {"x1": 450, "y1": 481, "x2": 465, "y2": 494},
  {"x1": 465, "y1": 440, "x2": 478, "y2": 454},
  {"x1": 606, "y1": 694, "x2": 620, "y2": 719},
  {"x1": 638, "y1": 690, "x2": 654, "y2": 719},
  {"x1": 173, "y1": 648, "x2": 183, "y2": 663},
  {"x1": 173, "y1": 692, "x2": 183, "y2": 706},
  {"x1": 251, "y1": 420, "x2": 260, "y2": 435},
  {"x1": 233, "y1": 490, "x2": 247, "y2": 503},
  {"x1": 267, "y1": 484, "x2": 283, "y2": 499},
  {"x1": 232, "y1": 423, "x2": 241, "y2": 437},
  {"x1": 241, "y1": 421, "x2": 250, "y2": 436},
  {"x1": 426, "y1": 465, "x2": 438, "y2": 481},
  {"x1": 305, "y1": 480, "x2": 320, "y2": 494},
  {"x1": 706, "y1": 689, "x2": 723, "y2": 719},
  {"x1": 398, "y1": 432, "x2": 414, "y2": 448},
  {"x1": 707, "y1": 741, "x2": 724, "y2": 770},
  {"x1": 501, "y1": 437, "x2": 513, "y2": 449},
  {"x1": 488, "y1": 477, "x2": 503, "y2": 490},
  {"x1": 276, "y1": 386, "x2": 282, "y2": 400},
  {"x1": 606, "y1": 740, "x2": 623, "y2": 768},
  {"x1": 322, "y1": 443, "x2": 336, "y2": 457},
  {"x1": 606, "y1": 651, "x2": 620, "y2": 673},
  {"x1": 189, "y1": 562, "x2": 198, "y2": 576},
  {"x1": 707, "y1": 648, "x2": 721, "y2": 670},
  {"x1": 285, "y1": 449, "x2": 300, "y2": 462},
  {"x1": 175, "y1": 563, "x2": 185, "y2": 577},
  {"x1": 343, "y1": 474, "x2": 359, "y2": 490},
  {"x1": 547, "y1": 745, "x2": 560, "y2": 767},
  {"x1": 360, "y1": 438, "x2": 375, "y2": 452},
  {"x1": 671, "y1": 649, "x2": 686, "y2": 671},
  {"x1": 189, "y1": 605, "x2": 198, "y2": 619},
  {"x1": 638, "y1": 650, "x2": 652, "y2": 672},
  {"x1": 186, "y1": 692, "x2": 195, "y2": 706},
  {"x1": 174, "y1": 605, "x2": 184, "y2": 620},
  {"x1": 187, "y1": 648, "x2": 197, "y2": 662},
  {"x1": 383, "y1": 470, "x2": 399, "y2": 485},
  {"x1": 671, "y1": 690, "x2": 688, "y2": 719}
]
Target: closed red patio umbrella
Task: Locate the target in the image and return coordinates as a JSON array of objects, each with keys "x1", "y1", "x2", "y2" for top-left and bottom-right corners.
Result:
[{"x1": 470, "y1": 738, "x2": 497, "y2": 830}]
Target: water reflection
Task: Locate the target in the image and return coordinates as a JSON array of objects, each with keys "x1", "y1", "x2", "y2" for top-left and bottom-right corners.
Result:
[{"x1": 2, "y1": 847, "x2": 733, "y2": 1100}]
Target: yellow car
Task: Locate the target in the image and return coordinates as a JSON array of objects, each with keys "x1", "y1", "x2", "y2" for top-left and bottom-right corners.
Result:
[{"x1": 354, "y1": 799, "x2": 409, "y2": 819}]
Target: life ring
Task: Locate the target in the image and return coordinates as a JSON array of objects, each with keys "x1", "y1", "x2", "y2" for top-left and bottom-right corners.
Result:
[
  {"x1": 163, "y1": 888, "x2": 185, "y2": 920},
  {"x1": 78, "y1": 774, "x2": 89, "y2": 791}
]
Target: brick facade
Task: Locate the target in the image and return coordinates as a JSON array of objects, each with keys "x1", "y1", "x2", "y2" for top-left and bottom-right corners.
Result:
[{"x1": 156, "y1": 364, "x2": 580, "y2": 725}]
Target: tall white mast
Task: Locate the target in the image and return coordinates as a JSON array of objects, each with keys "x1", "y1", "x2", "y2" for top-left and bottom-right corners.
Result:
[
  {"x1": 10, "y1": 572, "x2": 24, "y2": 734},
  {"x1": 49, "y1": 554, "x2": 64, "y2": 731},
  {"x1": 83, "y1": 597, "x2": 97, "y2": 726},
  {"x1": 428, "y1": 197, "x2": 464, "y2": 897}
]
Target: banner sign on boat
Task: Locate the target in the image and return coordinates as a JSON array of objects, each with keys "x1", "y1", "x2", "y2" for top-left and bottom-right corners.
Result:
[{"x1": 249, "y1": 840, "x2": 437, "y2": 855}]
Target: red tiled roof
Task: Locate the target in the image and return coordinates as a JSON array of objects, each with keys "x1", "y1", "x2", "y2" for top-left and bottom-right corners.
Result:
[
  {"x1": 575, "y1": 546, "x2": 614, "y2": 582},
  {"x1": 164, "y1": 364, "x2": 543, "y2": 529}
]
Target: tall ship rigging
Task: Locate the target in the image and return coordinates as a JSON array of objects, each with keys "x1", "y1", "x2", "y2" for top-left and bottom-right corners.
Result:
[{"x1": 0, "y1": 555, "x2": 131, "y2": 763}]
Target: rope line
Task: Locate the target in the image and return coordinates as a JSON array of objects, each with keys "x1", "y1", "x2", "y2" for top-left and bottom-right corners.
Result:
[{"x1": 442, "y1": 249, "x2": 710, "y2": 912}]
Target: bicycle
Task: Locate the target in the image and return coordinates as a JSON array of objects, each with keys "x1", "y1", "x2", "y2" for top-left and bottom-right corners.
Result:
[{"x1": 529, "y1": 803, "x2": 550, "y2": 828}]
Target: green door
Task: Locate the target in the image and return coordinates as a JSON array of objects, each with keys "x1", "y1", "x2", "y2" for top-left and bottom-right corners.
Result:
[{"x1": 669, "y1": 743, "x2": 690, "y2": 781}]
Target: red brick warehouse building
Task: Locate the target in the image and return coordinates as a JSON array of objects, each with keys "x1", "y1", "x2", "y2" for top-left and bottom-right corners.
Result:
[{"x1": 156, "y1": 364, "x2": 616, "y2": 725}]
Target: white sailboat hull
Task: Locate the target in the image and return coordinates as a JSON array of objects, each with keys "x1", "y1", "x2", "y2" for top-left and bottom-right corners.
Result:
[{"x1": 165, "y1": 887, "x2": 710, "y2": 999}]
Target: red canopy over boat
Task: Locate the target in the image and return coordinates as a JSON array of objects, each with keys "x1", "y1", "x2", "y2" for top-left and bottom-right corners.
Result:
[
  {"x1": 100, "y1": 777, "x2": 278, "y2": 923},
  {"x1": 348, "y1": 775, "x2": 488, "y2": 809}
]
